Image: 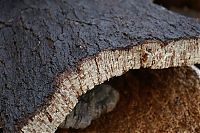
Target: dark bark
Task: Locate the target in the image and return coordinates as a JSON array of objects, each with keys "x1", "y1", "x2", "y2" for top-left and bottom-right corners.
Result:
[{"x1": 0, "y1": 0, "x2": 200, "y2": 132}]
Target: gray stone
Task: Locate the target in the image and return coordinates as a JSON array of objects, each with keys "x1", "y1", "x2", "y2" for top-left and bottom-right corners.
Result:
[{"x1": 59, "y1": 84, "x2": 119, "y2": 129}]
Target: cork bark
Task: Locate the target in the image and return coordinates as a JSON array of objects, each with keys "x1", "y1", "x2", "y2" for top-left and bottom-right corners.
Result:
[
  {"x1": 57, "y1": 66, "x2": 200, "y2": 133},
  {"x1": 1, "y1": 0, "x2": 200, "y2": 132}
]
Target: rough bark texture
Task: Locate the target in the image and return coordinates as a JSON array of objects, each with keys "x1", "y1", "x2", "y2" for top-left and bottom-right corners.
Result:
[
  {"x1": 1, "y1": 0, "x2": 200, "y2": 132},
  {"x1": 57, "y1": 66, "x2": 200, "y2": 133},
  {"x1": 59, "y1": 84, "x2": 119, "y2": 129}
]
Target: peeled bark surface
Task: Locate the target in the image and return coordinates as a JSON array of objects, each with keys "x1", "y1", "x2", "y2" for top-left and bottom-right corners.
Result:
[
  {"x1": 57, "y1": 66, "x2": 200, "y2": 133},
  {"x1": 1, "y1": 0, "x2": 200, "y2": 132}
]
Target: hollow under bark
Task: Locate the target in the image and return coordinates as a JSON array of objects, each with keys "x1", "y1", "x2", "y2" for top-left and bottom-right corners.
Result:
[
  {"x1": 57, "y1": 66, "x2": 200, "y2": 133},
  {"x1": 1, "y1": 0, "x2": 200, "y2": 132}
]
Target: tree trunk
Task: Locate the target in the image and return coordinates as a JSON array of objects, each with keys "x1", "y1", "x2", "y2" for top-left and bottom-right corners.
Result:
[{"x1": 1, "y1": 0, "x2": 200, "y2": 132}]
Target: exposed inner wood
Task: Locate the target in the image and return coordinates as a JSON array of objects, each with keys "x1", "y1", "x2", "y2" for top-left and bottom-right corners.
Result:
[
  {"x1": 20, "y1": 39, "x2": 200, "y2": 133},
  {"x1": 57, "y1": 66, "x2": 200, "y2": 133}
]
